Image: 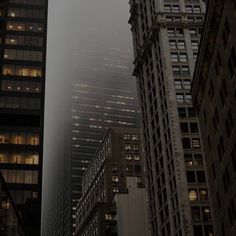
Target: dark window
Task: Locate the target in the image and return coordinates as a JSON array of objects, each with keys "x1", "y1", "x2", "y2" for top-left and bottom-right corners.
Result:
[
  {"x1": 187, "y1": 171, "x2": 195, "y2": 183},
  {"x1": 197, "y1": 171, "x2": 206, "y2": 183},
  {"x1": 182, "y1": 138, "x2": 191, "y2": 149}
]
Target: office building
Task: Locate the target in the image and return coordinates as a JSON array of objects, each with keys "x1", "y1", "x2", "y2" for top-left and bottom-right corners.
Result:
[
  {"x1": 129, "y1": 0, "x2": 214, "y2": 235},
  {"x1": 75, "y1": 127, "x2": 146, "y2": 236},
  {"x1": 0, "y1": 0, "x2": 48, "y2": 235},
  {"x1": 71, "y1": 45, "x2": 140, "y2": 231},
  {"x1": 192, "y1": 1, "x2": 236, "y2": 235}
]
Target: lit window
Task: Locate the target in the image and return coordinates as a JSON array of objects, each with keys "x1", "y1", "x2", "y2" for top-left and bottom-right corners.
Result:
[
  {"x1": 189, "y1": 189, "x2": 198, "y2": 201},
  {"x1": 133, "y1": 154, "x2": 140, "y2": 161},
  {"x1": 192, "y1": 139, "x2": 201, "y2": 149},
  {"x1": 125, "y1": 153, "x2": 132, "y2": 160},
  {"x1": 112, "y1": 176, "x2": 119, "y2": 182},
  {"x1": 125, "y1": 143, "x2": 131, "y2": 150},
  {"x1": 124, "y1": 134, "x2": 130, "y2": 140},
  {"x1": 131, "y1": 134, "x2": 139, "y2": 140}
]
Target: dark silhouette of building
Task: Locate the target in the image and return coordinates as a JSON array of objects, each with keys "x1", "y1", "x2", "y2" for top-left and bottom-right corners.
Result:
[
  {"x1": 0, "y1": 172, "x2": 25, "y2": 236},
  {"x1": 0, "y1": 1, "x2": 48, "y2": 235},
  {"x1": 192, "y1": 1, "x2": 236, "y2": 235},
  {"x1": 75, "y1": 127, "x2": 148, "y2": 236},
  {"x1": 128, "y1": 0, "x2": 214, "y2": 235}
]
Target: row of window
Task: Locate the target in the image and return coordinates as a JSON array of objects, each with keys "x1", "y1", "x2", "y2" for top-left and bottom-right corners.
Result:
[
  {"x1": 124, "y1": 143, "x2": 139, "y2": 151},
  {"x1": 174, "y1": 79, "x2": 191, "y2": 90},
  {"x1": 2, "y1": 80, "x2": 41, "y2": 93},
  {"x1": 8, "y1": 8, "x2": 44, "y2": 19},
  {"x1": 3, "y1": 65, "x2": 42, "y2": 77},
  {"x1": 125, "y1": 153, "x2": 140, "y2": 161},
  {"x1": 0, "y1": 96, "x2": 40, "y2": 110},
  {"x1": 123, "y1": 134, "x2": 139, "y2": 141},
  {"x1": 5, "y1": 35, "x2": 43, "y2": 47},
  {"x1": 4, "y1": 49, "x2": 43, "y2": 62},
  {"x1": 10, "y1": 190, "x2": 38, "y2": 205},
  {"x1": 0, "y1": 153, "x2": 39, "y2": 165},
  {"x1": 7, "y1": 22, "x2": 43, "y2": 32},
  {"x1": 164, "y1": 4, "x2": 201, "y2": 14},
  {"x1": 1, "y1": 169, "x2": 38, "y2": 184},
  {"x1": 0, "y1": 133, "x2": 39, "y2": 145}
]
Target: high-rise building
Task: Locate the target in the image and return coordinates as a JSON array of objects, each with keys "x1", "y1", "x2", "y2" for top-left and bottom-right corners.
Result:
[
  {"x1": 192, "y1": 1, "x2": 236, "y2": 235},
  {"x1": 75, "y1": 127, "x2": 147, "y2": 236},
  {"x1": 0, "y1": 1, "x2": 47, "y2": 235},
  {"x1": 71, "y1": 44, "x2": 140, "y2": 231},
  {"x1": 129, "y1": 1, "x2": 214, "y2": 235}
]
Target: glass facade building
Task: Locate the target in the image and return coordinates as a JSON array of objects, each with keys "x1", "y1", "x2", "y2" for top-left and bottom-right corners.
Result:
[{"x1": 0, "y1": 1, "x2": 48, "y2": 235}]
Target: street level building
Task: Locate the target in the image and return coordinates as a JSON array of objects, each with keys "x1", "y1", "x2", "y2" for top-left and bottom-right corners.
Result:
[
  {"x1": 75, "y1": 127, "x2": 147, "y2": 236},
  {"x1": 129, "y1": 0, "x2": 214, "y2": 235},
  {"x1": 192, "y1": 0, "x2": 236, "y2": 235},
  {"x1": 0, "y1": 0, "x2": 48, "y2": 235}
]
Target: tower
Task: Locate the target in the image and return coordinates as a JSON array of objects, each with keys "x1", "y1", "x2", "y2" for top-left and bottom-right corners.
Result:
[{"x1": 129, "y1": 0, "x2": 214, "y2": 235}]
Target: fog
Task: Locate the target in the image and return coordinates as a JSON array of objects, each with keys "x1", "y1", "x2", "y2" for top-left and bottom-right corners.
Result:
[{"x1": 42, "y1": 0, "x2": 137, "y2": 234}]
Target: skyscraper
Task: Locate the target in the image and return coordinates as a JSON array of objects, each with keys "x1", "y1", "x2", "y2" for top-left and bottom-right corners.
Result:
[
  {"x1": 0, "y1": 0, "x2": 47, "y2": 235},
  {"x1": 192, "y1": 1, "x2": 236, "y2": 235},
  {"x1": 71, "y1": 42, "x2": 140, "y2": 232},
  {"x1": 129, "y1": 1, "x2": 214, "y2": 235}
]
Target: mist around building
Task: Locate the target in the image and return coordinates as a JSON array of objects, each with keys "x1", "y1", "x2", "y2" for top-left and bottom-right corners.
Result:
[{"x1": 0, "y1": 0, "x2": 236, "y2": 236}]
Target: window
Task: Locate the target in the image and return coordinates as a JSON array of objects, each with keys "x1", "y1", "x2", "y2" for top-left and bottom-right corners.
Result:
[
  {"x1": 125, "y1": 153, "x2": 132, "y2": 160},
  {"x1": 190, "y1": 123, "x2": 198, "y2": 133},
  {"x1": 192, "y1": 139, "x2": 201, "y2": 149},
  {"x1": 111, "y1": 164, "x2": 118, "y2": 172},
  {"x1": 183, "y1": 80, "x2": 191, "y2": 89},
  {"x1": 112, "y1": 176, "x2": 119, "y2": 182},
  {"x1": 178, "y1": 108, "x2": 187, "y2": 118},
  {"x1": 180, "y1": 122, "x2": 189, "y2": 133},
  {"x1": 124, "y1": 143, "x2": 131, "y2": 150},
  {"x1": 131, "y1": 134, "x2": 139, "y2": 140},
  {"x1": 191, "y1": 207, "x2": 200, "y2": 220},
  {"x1": 169, "y1": 40, "x2": 177, "y2": 49},
  {"x1": 197, "y1": 171, "x2": 206, "y2": 183},
  {"x1": 189, "y1": 189, "x2": 198, "y2": 201},
  {"x1": 171, "y1": 53, "x2": 178, "y2": 62},
  {"x1": 182, "y1": 138, "x2": 191, "y2": 149},
  {"x1": 199, "y1": 189, "x2": 208, "y2": 200},
  {"x1": 112, "y1": 186, "x2": 119, "y2": 193},
  {"x1": 187, "y1": 171, "x2": 196, "y2": 183},
  {"x1": 179, "y1": 53, "x2": 188, "y2": 62},
  {"x1": 174, "y1": 80, "x2": 182, "y2": 89},
  {"x1": 173, "y1": 66, "x2": 180, "y2": 74},
  {"x1": 133, "y1": 144, "x2": 139, "y2": 151},
  {"x1": 177, "y1": 93, "x2": 184, "y2": 103},
  {"x1": 124, "y1": 134, "x2": 130, "y2": 140},
  {"x1": 133, "y1": 154, "x2": 140, "y2": 161},
  {"x1": 178, "y1": 41, "x2": 186, "y2": 49}
]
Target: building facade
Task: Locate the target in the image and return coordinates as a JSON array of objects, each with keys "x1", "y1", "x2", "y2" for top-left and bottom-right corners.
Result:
[
  {"x1": 192, "y1": 1, "x2": 236, "y2": 235},
  {"x1": 71, "y1": 45, "x2": 140, "y2": 231},
  {"x1": 0, "y1": 0, "x2": 48, "y2": 235},
  {"x1": 75, "y1": 127, "x2": 145, "y2": 236},
  {"x1": 129, "y1": 0, "x2": 214, "y2": 235}
]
